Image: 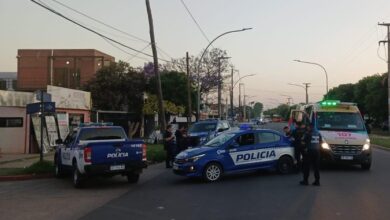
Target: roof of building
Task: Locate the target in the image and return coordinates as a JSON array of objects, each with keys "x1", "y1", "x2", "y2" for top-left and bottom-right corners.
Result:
[{"x1": 0, "y1": 72, "x2": 17, "y2": 79}]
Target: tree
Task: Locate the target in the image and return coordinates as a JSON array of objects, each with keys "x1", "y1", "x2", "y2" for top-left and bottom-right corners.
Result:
[
  {"x1": 84, "y1": 61, "x2": 145, "y2": 114},
  {"x1": 326, "y1": 83, "x2": 355, "y2": 102},
  {"x1": 143, "y1": 94, "x2": 185, "y2": 115},
  {"x1": 253, "y1": 102, "x2": 264, "y2": 118},
  {"x1": 165, "y1": 48, "x2": 231, "y2": 98},
  {"x1": 146, "y1": 70, "x2": 197, "y2": 115}
]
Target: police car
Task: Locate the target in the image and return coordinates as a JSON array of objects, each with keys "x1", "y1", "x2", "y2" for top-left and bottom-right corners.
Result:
[{"x1": 173, "y1": 128, "x2": 295, "y2": 182}]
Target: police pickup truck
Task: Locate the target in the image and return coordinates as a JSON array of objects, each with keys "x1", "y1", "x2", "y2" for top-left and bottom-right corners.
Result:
[
  {"x1": 54, "y1": 123, "x2": 147, "y2": 188},
  {"x1": 173, "y1": 128, "x2": 295, "y2": 182}
]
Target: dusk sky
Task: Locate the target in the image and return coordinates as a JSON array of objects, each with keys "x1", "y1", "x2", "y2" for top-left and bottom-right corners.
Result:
[{"x1": 1, "y1": 0, "x2": 390, "y2": 109}]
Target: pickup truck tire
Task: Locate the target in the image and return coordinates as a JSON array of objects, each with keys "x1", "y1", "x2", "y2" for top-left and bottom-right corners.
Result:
[
  {"x1": 127, "y1": 172, "x2": 140, "y2": 183},
  {"x1": 73, "y1": 163, "x2": 84, "y2": 188},
  {"x1": 54, "y1": 158, "x2": 64, "y2": 178}
]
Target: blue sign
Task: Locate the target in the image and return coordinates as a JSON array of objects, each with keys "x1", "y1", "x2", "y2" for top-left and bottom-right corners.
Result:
[
  {"x1": 34, "y1": 90, "x2": 52, "y2": 102},
  {"x1": 26, "y1": 102, "x2": 56, "y2": 114}
]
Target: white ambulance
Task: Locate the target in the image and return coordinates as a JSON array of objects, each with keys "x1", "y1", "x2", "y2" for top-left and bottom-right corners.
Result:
[{"x1": 290, "y1": 100, "x2": 372, "y2": 170}]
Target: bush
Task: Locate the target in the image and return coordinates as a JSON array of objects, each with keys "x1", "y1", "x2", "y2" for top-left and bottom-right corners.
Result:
[{"x1": 146, "y1": 144, "x2": 166, "y2": 163}]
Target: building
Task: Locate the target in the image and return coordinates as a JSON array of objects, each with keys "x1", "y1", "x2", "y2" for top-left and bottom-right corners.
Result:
[
  {"x1": 17, "y1": 49, "x2": 115, "y2": 91},
  {"x1": 0, "y1": 86, "x2": 91, "y2": 154},
  {"x1": 0, "y1": 72, "x2": 17, "y2": 91}
]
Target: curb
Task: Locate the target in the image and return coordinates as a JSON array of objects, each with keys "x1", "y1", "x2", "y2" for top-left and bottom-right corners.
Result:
[
  {"x1": 372, "y1": 144, "x2": 390, "y2": 151},
  {"x1": 0, "y1": 173, "x2": 54, "y2": 182}
]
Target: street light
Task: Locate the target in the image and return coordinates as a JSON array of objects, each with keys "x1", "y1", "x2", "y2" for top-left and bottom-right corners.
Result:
[
  {"x1": 288, "y1": 83, "x2": 310, "y2": 104},
  {"x1": 293, "y1": 59, "x2": 328, "y2": 95},
  {"x1": 196, "y1": 28, "x2": 253, "y2": 121},
  {"x1": 230, "y1": 74, "x2": 255, "y2": 119}
]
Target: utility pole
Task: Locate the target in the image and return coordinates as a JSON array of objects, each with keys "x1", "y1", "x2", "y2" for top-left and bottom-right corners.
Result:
[
  {"x1": 230, "y1": 67, "x2": 234, "y2": 119},
  {"x1": 186, "y1": 52, "x2": 192, "y2": 127},
  {"x1": 145, "y1": 0, "x2": 166, "y2": 131},
  {"x1": 239, "y1": 83, "x2": 243, "y2": 121},
  {"x1": 379, "y1": 22, "x2": 390, "y2": 133},
  {"x1": 303, "y1": 83, "x2": 310, "y2": 104},
  {"x1": 218, "y1": 59, "x2": 222, "y2": 119}
]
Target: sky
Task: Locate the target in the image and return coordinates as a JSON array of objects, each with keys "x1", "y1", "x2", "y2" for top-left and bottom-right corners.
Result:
[{"x1": 1, "y1": 0, "x2": 390, "y2": 110}]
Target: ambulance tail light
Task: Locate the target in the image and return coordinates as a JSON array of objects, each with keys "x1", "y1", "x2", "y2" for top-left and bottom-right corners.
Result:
[
  {"x1": 84, "y1": 147, "x2": 92, "y2": 163},
  {"x1": 142, "y1": 144, "x2": 147, "y2": 161}
]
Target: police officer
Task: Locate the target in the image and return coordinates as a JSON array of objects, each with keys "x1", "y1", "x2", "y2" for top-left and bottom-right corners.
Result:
[
  {"x1": 300, "y1": 124, "x2": 321, "y2": 186},
  {"x1": 164, "y1": 124, "x2": 176, "y2": 168},
  {"x1": 291, "y1": 122, "x2": 306, "y2": 171}
]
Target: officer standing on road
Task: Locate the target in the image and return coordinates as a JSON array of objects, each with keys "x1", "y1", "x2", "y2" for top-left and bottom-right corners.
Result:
[
  {"x1": 291, "y1": 122, "x2": 306, "y2": 171},
  {"x1": 164, "y1": 124, "x2": 175, "y2": 168},
  {"x1": 300, "y1": 124, "x2": 321, "y2": 186},
  {"x1": 175, "y1": 126, "x2": 187, "y2": 153}
]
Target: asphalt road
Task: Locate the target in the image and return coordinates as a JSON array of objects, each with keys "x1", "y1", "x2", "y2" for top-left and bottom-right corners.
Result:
[{"x1": 2, "y1": 122, "x2": 390, "y2": 220}]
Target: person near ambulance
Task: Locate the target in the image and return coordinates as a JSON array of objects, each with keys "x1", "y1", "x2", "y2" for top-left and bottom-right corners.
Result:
[{"x1": 300, "y1": 124, "x2": 321, "y2": 186}]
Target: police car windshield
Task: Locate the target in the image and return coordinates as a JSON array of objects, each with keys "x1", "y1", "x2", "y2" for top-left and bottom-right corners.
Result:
[
  {"x1": 317, "y1": 112, "x2": 365, "y2": 131},
  {"x1": 205, "y1": 133, "x2": 235, "y2": 147},
  {"x1": 189, "y1": 123, "x2": 217, "y2": 133},
  {"x1": 79, "y1": 128, "x2": 127, "y2": 141}
]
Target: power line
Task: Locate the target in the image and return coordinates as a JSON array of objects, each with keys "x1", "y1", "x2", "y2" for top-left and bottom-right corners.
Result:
[
  {"x1": 48, "y1": 0, "x2": 173, "y2": 59},
  {"x1": 31, "y1": 0, "x2": 170, "y2": 62},
  {"x1": 126, "y1": 43, "x2": 151, "y2": 62},
  {"x1": 179, "y1": 0, "x2": 210, "y2": 43},
  {"x1": 103, "y1": 38, "x2": 151, "y2": 62}
]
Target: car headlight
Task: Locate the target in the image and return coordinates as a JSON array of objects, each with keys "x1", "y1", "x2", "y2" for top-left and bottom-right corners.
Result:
[
  {"x1": 185, "y1": 154, "x2": 205, "y2": 163},
  {"x1": 362, "y1": 139, "x2": 370, "y2": 151},
  {"x1": 321, "y1": 142, "x2": 330, "y2": 150}
]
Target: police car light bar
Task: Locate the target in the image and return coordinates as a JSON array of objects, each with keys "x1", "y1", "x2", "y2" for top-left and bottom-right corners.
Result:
[{"x1": 79, "y1": 122, "x2": 114, "y2": 127}]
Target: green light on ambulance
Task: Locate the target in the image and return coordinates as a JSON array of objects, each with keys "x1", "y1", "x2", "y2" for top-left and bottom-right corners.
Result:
[{"x1": 320, "y1": 100, "x2": 340, "y2": 107}]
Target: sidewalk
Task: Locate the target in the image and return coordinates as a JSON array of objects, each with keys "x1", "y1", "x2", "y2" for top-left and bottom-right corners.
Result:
[{"x1": 0, "y1": 152, "x2": 54, "y2": 168}]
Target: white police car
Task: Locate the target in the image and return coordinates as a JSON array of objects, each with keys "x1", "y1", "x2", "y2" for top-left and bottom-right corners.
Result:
[{"x1": 173, "y1": 129, "x2": 295, "y2": 182}]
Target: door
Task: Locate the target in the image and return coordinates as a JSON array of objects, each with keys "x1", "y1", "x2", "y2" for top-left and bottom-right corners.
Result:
[
  {"x1": 61, "y1": 131, "x2": 77, "y2": 166},
  {"x1": 224, "y1": 132, "x2": 258, "y2": 171},
  {"x1": 252, "y1": 131, "x2": 282, "y2": 168}
]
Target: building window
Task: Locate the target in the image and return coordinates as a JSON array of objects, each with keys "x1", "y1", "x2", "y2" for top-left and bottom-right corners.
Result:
[{"x1": 0, "y1": 117, "x2": 24, "y2": 127}]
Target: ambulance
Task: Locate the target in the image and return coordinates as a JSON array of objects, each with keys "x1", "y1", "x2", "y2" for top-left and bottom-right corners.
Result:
[{"x1": 290, "y1": 100, "x2": 372, "y2": 170}]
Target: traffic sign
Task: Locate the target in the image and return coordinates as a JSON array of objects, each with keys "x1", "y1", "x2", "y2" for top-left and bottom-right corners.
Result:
[
  {"x1": 26, "y1": 102, "x2": 56, "y2": 114},
  {"x1": 34, "y1": 90, "x2": 52, "y2": 102}
]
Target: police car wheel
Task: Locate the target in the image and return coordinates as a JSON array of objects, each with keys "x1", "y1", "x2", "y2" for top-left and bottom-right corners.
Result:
[
  {"x1": 73, "y1": 165, "x2": 83, "y2": 188},
  {"x1": 277, "y1": 156, "x2": 294, "y2": 174},
  {"x1": 203, "y1": 163, "x2": 222, "y2": 182},
  {"x1": 127, "y1": 173, "x2": 140, "y2": 183}
]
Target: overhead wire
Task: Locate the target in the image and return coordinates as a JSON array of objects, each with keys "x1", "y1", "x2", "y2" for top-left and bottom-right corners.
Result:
[
  {"x1": 179, "y1": 0, "x2": 210, "y2": 43},
  {"x1": 48, "y1": 0, "x2": 173, "y2": 59},
  {"x1": 31, "y1": 0, "x2": 170, "y2": 62}
]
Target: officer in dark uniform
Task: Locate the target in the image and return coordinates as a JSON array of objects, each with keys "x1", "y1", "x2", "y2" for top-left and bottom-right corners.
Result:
[
  {"x1": 291, "y1": 122, "x2": 306, "y2": 171},
  {"x1": 300, "y1": 124, "x2": 321, "y2": 186},
  {"x1": 164, "y1": 124, "x2": 175, "y2": 168}
]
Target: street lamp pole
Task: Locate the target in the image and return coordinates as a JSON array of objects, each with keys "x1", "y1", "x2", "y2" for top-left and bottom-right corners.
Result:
[
  {"x1": 230, "y1": 74, "x2": 255, "y2": 119},
  {"x1": 196, "y1": 28, "x2": 252, "y2": 121},
  {"x1": 293, "y1": 60, "x2": 328, "y2": 95},
  {"x1": 288, "y1": 83, "x2": 311, "y2": 104}
]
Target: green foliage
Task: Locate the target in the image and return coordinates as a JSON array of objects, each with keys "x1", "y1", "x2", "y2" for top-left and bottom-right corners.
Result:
[
  {"x1": 325, "y1": 73, "x2": 387, "y2": 122},
  {"x1": 253, "y1": 102, "x2": 263, "y2": 118},
  {"x1": 143, "y1": 94, "x2": 185, "y2": 115},
  {"x1": 146, "y1": 144, "x2": 166, "y2": 162},
  {"x1": 147, "y1": 70, "x2": 196, "y2": 114},
  {"x1": 84, "y1": 61, "x2": 145, "y2": 114},
  {"x1": 264, "y1": 104, "x2": 292, "y2": 120},
  {"x1": 0, "y1": 160, "x2": 54, "y2": 176}
]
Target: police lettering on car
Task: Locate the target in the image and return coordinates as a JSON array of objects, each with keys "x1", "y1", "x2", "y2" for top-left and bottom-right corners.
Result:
[{"x1": 173, "y1": 128, "x2": 295, "y2": 182}]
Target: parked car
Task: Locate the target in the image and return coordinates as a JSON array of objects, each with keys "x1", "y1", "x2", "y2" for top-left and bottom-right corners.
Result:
[
  {"x1": 188, "y1": 119, "x2": 231, "y2": 146},
  {"x1": 54, "y1": 123, "x2": 147, "y2": 188}
]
